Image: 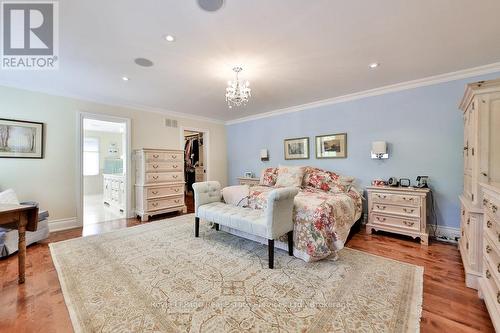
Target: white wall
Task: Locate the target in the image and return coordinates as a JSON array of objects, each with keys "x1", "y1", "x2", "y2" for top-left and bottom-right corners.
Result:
[{"x1": 0, "y1": 85, "x2": 227, "y2": 223}]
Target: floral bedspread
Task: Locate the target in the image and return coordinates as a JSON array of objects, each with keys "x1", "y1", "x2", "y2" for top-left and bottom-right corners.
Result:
[{"x1": 248, "y1": 185, "x2": 363, "y2": 262}]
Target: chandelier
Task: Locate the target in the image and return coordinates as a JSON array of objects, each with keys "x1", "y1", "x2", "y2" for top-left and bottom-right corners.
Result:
[{"x1": 225, "y1": 67, "x2": 251, "y2": 108}]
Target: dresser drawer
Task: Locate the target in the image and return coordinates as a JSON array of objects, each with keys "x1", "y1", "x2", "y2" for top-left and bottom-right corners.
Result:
[
  {"x1": 483, "y1": 257, "x2": 500, "y2": 312},
  {"x1": 146, "y1": 172, "x2": 183, "y2": 183},
  {"x1": 145, "y1": 162, "x2": 182, "y2": 173},
  {"x1": 146, "y1": 185, "x2": 183, "y2": 199},
  {"x1": 370, "y1": 213, "x2": 420, "y2": 231},
  {"x1": 145, "y1": 151, "x2": 183, "y2": 162},
  {"x1": 484, "y1": 195, "x2": 500, "y2": 221},
  {"x1": 371, "y1": 192, "x2": 420, "y2": 207},
  {"x1": 371, "y1": 202, "x2": 420, "y2": 218},
  {"x1": 484, "y1": 235, "x2": 500, "y2": 282},
  {"x1": 147, "y1": 196, "x2": 184, "y2": 211}
]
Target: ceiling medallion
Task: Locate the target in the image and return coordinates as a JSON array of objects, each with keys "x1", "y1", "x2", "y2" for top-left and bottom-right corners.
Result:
[{"x1": 225, "y1": 67, "x2": 251, "y2": 109}]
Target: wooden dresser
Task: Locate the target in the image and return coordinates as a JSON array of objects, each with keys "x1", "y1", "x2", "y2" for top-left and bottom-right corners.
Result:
[
  {"x1": 366, "y1": 186, "x2": 430, "y2": 245},
  {"x1": 134, "y1": 148, "x2": 186, "y2": 221},
  {"x1": 458, "y1": 79, "x2": 500, "y2": 290},
  {"x1": 479, "y1": 183, "x2": 500, "y2": 331},
  {"x1": 237, "y1": 177, "x2": 260, "y2": 186}
]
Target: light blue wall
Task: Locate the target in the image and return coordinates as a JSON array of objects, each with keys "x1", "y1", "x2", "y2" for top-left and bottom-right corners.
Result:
[{"x1": 226, "y1": 72, "x2": 500, "y2": 228}]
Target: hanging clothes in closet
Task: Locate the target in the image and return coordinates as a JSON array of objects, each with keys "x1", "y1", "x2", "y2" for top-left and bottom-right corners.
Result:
[{"x1": 184, "y1": 134, "x2": 200, "y2": 192}]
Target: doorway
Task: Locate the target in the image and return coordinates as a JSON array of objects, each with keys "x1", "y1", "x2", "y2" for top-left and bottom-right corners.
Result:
[
  {"x1": 181, "y1": 127, "x2": 209, "y2": 213},
  {"x1": 77, "y1": 113, "x2": 131, "y2": 228}
]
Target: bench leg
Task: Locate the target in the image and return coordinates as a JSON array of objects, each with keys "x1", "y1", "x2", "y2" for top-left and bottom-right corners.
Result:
[
  {"x1": 195, "y1": 217, "x2": 199, "y2": 237},
  {"x1": 268, "y1": 239, "x2": 274, "y2": 269},
  {"x1": 287, "y1": 231, "x2": 293, "y2": 256},
  {"x1": 214, "y1": 223, "x2": 219, "y2": 231}
]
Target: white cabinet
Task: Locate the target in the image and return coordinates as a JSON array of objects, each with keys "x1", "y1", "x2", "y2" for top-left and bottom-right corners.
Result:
[
  {"x1": 103, "y1": 174, "x2": 125, "y2": 212},
  {"x1": 134, "y1": 148, "x2": 186, "y2": 221},
  {"x1": 458, "y1": 79, "x2": 500, "y2": 292}
]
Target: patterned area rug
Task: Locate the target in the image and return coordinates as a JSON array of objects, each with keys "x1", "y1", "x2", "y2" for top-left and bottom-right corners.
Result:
[{"x1": 50, "y1": 214, "x2": 423, "y2": 333}]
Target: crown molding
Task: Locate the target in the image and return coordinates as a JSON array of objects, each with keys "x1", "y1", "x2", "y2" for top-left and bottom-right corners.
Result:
[
  {"x1": 225, "y1": 62, "x2": 500, "y2": 125},
  {"x1": 0, "y1": 80, "x2": 225, "y2": 125}
]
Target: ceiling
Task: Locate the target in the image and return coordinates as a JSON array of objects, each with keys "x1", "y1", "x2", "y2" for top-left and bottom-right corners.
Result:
[
  {"x1": 2, "y1": 0, "x2": 500, "y2": 122},
  {"x1": 84, "y1": 119, "x2": 125, "y2": 133}
]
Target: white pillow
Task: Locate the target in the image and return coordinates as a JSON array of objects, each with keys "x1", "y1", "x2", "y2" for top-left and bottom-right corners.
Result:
[
  {"x1": 222, "y1": 185, "x2": 249, "y2": 207},
  {"x1": 0, "y1": 189, "x2": 20, "y2": 205},
  {"x1": 275, "y1": 165, "x2": 305, "y2": 187}
]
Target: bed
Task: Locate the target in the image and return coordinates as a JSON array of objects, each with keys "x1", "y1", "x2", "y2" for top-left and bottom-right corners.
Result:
[{"x1": 225, "y1": 166, "x2": 363, "y2": 262}]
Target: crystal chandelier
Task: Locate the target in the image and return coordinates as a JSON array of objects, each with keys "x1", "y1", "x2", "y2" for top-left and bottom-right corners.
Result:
[{"x1": 225, "y1": 67, "x2": 251, "y2": 108}]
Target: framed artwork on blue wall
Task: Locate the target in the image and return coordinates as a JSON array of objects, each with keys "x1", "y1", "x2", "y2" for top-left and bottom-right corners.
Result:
[
  {"x1": 284, "y1": 137, "x2": 309, "y2": 160},
  {"x1": 315, "y1": 133, "x2": 347, "y2": 159}
]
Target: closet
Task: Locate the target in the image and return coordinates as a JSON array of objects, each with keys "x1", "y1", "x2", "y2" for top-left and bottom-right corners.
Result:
[{"x1": 184, "y1": 130, "x2": 206, "y2": 193}]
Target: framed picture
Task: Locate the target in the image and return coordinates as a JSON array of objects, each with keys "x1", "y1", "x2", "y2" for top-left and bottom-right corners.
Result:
[
  {"x1": 315, "y1": 133, "x2": 347, "y2": 159},
  {"x1": 0, "y1": 118, "x2": 44, "y2": 158},
  {"x1": 284, "y1": 137, "x2": 309, "y2": 160}
]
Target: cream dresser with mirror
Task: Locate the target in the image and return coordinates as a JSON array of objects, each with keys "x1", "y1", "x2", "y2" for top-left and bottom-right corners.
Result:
[
  {"x1": 135, "y1": 148, "x2": 186, "y2": 221},
  {"x1": 458, "y1": 79, "x2": 500, "y2": 290}
]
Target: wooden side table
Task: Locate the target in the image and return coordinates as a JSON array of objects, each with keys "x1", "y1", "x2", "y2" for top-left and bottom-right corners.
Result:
[
  {"x1": 0, "y1": 204, "x2": 39, "y2": 284},
  {"x1": 237, "y1": 177, "x2": 260, "y2": 186}
]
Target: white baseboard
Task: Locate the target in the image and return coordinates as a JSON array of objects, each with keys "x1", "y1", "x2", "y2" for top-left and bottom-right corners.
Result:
[
  {"x1": 48, "y1": 217, "x2": 79, "y2": 232},
  {"x1": 430, "y1": 225, "x2": 460, "y2": 243}
]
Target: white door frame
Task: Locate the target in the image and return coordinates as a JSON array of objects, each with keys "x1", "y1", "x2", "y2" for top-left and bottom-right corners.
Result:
[
  {"x1": 179, "y1": 126, "x2": 210, "y2": 181},
  {"x1": 76, "y1": 111, "x2": 133, "y2": 226}
]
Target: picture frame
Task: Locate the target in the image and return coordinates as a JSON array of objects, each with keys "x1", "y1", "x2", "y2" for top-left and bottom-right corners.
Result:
[
  {"x1": 284, "y1": 137, "x2": 309, "y2": 160},
  {"x1": 315, "y1": 133, "x2": 347, "y2": 159},
  {"x1": 0, "y1": 118, "x2": 44, "y2": 159}
]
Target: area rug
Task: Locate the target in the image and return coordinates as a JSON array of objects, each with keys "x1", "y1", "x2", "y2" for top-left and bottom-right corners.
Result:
[{"x1": 50, "y1": 214, "x2": 423, "y2": 333}]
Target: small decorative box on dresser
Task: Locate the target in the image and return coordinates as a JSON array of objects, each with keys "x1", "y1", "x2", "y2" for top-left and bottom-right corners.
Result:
[
  {"x1": 479, "y1": 183, "x2": 500, "y2": 332},
  {"x1": 134, "y1": 149, "x2": 186, "y2": 221},
  {"x1": 458, "y1": 79, "x2": 500, "y2": 291},
  {"x1": 366, "y1": 186, "x2": 430, "y2": 245},
  {"x1": 237, "y1": 177, "x2": 260, "y2": 186}
]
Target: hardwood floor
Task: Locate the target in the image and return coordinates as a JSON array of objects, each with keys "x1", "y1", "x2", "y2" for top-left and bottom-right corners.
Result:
[{"x1": 0, "y1": 207, "x2": 494, "y2": 332}]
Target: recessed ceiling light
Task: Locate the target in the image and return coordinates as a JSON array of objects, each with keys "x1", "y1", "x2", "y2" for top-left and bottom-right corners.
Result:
[
  {"x1": 198, "y1": 0, "x2": 224, "y2": 12},
  {"x1": 164, "y1": 35, "x2": 175, "y2": 42},
  {"x1": 121, "y1": 76, "x2": 129, "y2": 81},
  {"x1": 369, "y1": 62, "x2": 379, "y2": 69}
]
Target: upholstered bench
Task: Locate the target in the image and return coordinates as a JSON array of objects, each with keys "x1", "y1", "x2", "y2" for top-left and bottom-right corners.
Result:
[{"x1": 192, "y1": 181, "x2": 298, "y2": 268}]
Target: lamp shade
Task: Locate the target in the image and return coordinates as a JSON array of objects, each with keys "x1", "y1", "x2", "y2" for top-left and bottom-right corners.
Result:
[
  {"x1": 260, "y1": 149, "x2": 269, "y2": 160},
  {"x1": 372, "y1": 141, "x2": 387, "y2": 154}
]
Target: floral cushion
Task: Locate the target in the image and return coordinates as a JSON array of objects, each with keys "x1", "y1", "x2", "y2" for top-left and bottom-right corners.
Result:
[
  {"x1": 303, "y1": 167, "x2": 353, "y2": 193},
  {"x1": 275, "y1": 165, "x2": 305, "y2": 187},
  {"x1": 259, "y1": 167, "x2": 278, "y2": 186}
]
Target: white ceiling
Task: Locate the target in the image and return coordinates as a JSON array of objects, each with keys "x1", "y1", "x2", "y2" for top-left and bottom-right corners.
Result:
[{"x1": 2, "y1": 0, "x2": 500, "y2": 122}]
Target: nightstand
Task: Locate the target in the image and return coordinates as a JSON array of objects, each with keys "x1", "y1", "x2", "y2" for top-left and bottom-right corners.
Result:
[
  {"x1": 237, "y1": 177, "x2": 260, "y2": 186},
  {"x1": 366, "y1": 186, "x2": 430, "y2": 245}
]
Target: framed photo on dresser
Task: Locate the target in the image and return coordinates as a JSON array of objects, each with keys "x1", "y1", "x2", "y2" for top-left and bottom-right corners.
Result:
[
  {"x1": 315, "y1": 133, "x2": 347, "y2": 159},
  {"x1": 284, "y1": 137, "x2": 309, "y2": 160},
  {"x1": 0, "y1": 118, "x2": 44, "y2": 158}
]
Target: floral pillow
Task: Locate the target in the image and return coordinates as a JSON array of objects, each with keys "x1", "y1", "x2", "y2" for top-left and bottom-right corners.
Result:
[
  {"x1": 275, "y1": 165, "x2": 305, "y2": 187},
  {"x1": 259, "y1": 167, "x2": 278, "y2": 186},
  {"x1": 303, "y1": 167, "x2": 354, "y2": 193}
]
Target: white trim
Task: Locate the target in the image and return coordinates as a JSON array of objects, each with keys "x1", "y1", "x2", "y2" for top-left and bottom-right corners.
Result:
[
  {"x1": 48, "y1": 217, "x2": 79, "y2": 232},
  {"x1": 226, "y1": 62, "x2": 500, "y2": 125},
  {"x1": 0, "y1": 80, "x2": 224, "y2": 125},
  {"x1": 76, "y1": 112, "x2": 133, "y2": 228},
  {"x1": 431, "y1": 225, "x2": 461, "y2": 243},
  {"x1": 180, "y1": 126, "x2": 210, "y2": 181}
]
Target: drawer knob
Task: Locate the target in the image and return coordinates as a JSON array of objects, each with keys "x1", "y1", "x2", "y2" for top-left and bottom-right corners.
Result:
[
  {"x1": 403, "y1": 208, "x2": 415, "y2": 214},
  {"x1": 403, "y1": 197, "x2": 414, "y2": 201},
  {"x1": 376, "y1": 205, "x2": 386, "y2": 210},
  {"x1": 153, "y1": 154, "x2": 160, "y2": 158},
  {"x1": 497, "y1": 291, "x2": 500, "y2": 304},
  {"x1": 486, "y1": 245, "x2": 492, "y2": 254},
  {"x1": 466, "y1": 242, "x2": 469, "y2": 250},
  {"x1": 498, "y1": 263, "x2": 500, "y2": 274},
  {"x1": 403, "y1": 221, "x2": 415, "y2": 227},
  {"x1": 173, "y1": 175, "x2": 178, "y2": 178},
  {"x1": 152, "y1": 191, "x2": 158, "y2": 195},
  {"x1": 462, "y1": 210, "x2": 465, "y2": 216},
  {"x1": 153, "y1": 176, "x2": 159, "y2": 180},
  {"x1": 173, "y1": 165, "x2": 178, "y2": 168},
  {"x1": 487, "y1": 220, "x2": 492, "y2": 228},
  {"x1": 376, "y1": 217, "x2": 386, "y2": 222},
  {"x1": 153, "y1": 164, "x2": 159, "y2": 169},
  {"x1": 376, "y1": 194, "x2": 387, "y2": 199},
  {"x1": 172, "y1": 155, "x2": 177, "y2": 159},
  {"x1": 175, "y1": 199, "x2": 180, "y2": 203},
  {"x1": 486, "y1": 269, "x2": 491, "y2": 279},
  {"x1": 483, "y1": 198, "x2": 489, "y2": 206},
  {"x1": 152, "y1": 202, "x2": 158, "y2": 207},
  {"x1": 492, "y1": 205, "x2": 498, "y2": 213},
  {"x1": 467, "y1": 218, "x2": 470, "y2": 225},
  {"x1": 174, "y1": 188, "x2": 180, "y2": 192}
]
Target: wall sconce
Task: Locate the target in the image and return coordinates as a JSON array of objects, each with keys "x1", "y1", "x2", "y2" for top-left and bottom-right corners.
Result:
[
  {"x1": 371, "y1": 141, "x2": 389, "y2": 159},
  {"x1": 260, "y1": 149, "x2": 269, "y2": 161}
]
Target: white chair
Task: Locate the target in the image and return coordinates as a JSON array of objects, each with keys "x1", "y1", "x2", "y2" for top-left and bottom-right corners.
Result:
[{"x1": 192, "y1": 181, "x2": 298, "y2": 268}]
